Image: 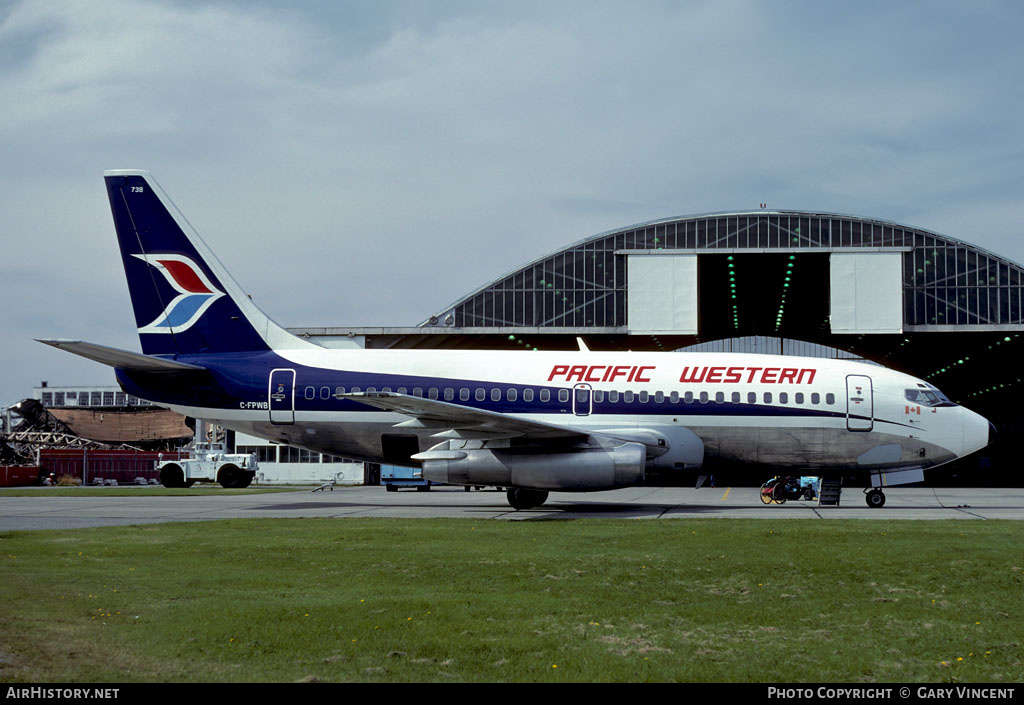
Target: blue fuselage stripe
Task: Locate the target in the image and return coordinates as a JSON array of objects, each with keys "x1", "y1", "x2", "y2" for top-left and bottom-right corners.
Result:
[{"x1": 114, "y1": 351, "x2": 905, "y2": 425}]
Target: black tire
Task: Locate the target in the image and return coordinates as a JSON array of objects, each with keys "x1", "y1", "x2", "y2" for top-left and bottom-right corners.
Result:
[
  {"x1": 160, "y1": 464, "x2": 186, "y2": 489},
  {"x1": 217, "y1": 464, "x2": 250, "y2": 489},
  {"x1": 865, "y1": 489, "x2": 886, "y2": 508},
  {"x1": 771, "y1": 483, "x2": 788, "y2": 505},
  {"x1": 506, "y1": 488, "x2": 549, "y2": 510},
  {"x1": 386, "y1": 484, "x2": 398, "y2": 492}
]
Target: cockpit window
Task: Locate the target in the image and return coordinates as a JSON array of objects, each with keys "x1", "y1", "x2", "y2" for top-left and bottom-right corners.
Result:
[
  {"x1": 905, "y1": 387, "x2": 956, "y2": 407},
  {"x1": 905, "y1": 389, "x2": 940, "y2": 405}
]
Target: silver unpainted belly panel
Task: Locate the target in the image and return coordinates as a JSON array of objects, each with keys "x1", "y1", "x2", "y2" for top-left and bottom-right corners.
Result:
[{"x1": 216, "y1": 412, "x2": 950, "y2": 473}]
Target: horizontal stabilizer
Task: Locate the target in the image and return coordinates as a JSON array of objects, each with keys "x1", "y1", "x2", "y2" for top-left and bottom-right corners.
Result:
[{"x1": 36, "y1": 339, "x2": 206, "y2": 372}]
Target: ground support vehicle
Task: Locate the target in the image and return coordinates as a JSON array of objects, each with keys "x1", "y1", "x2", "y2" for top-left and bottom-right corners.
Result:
[
  {"x1": 381, "y1": 464, "x2": 437, "y2": 491},
  {"x1": 155, "y1": 443, "x2": 257, "y2": 488},
  {"x1": 760, "y1": 476, "x2": 820, "y2": 504}
]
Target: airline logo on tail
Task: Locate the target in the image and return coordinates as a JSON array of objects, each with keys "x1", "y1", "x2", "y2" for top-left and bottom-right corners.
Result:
[{"x1": 132, "y1": 254, "x2": 225, "y2": 334}]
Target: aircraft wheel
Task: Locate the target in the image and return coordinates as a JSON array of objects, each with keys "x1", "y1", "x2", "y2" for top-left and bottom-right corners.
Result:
[
  {"x1": 865, "y1": 489, "x2": 886, "y2": 508},
  {"x1": 506, "y1": 488, "x2": 549, "y2": 510},
  {"x1": 160, "y1": 464, "x2": 186, "y2": 489}
]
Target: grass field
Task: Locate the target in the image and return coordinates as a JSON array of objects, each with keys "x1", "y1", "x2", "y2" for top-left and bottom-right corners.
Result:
[
  {"x1": 0, "y1": 518, "x2": 1021, "y2": 683},
  {"x1": 0, "y1": 486, "x2": 300, "y2": 497}
]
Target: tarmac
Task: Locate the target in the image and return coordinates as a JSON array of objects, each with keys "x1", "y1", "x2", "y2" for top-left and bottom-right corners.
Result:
[{"x1": 1, "y1": 485, "x2": 1023, "y2": 530}]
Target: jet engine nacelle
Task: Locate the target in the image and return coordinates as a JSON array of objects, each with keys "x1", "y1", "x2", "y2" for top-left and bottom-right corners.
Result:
[
  {"x1": 419, "y1": 441, "x2": 646, "y2": 491},
  {"x1": 591, "y1": 424, "x2": 705, "y2": 470}
]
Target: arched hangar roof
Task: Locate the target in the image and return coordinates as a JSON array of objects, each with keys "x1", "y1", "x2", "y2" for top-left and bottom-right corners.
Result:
[{"x1": 422, "y1": 210, "x2": 1024, "y2": 333}]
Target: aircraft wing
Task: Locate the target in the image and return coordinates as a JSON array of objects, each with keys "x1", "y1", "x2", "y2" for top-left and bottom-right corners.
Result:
[{"x1": 339, "y1": 392, "x2": 588, "y2": 442}]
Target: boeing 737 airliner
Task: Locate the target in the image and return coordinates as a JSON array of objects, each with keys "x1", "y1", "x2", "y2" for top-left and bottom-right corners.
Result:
[{"x1": 40, "y1": 170, "x2": 993, "y2": 509}]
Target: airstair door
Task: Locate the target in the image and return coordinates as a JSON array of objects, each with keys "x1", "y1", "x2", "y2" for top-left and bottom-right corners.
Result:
[
  {"x1": 269, "y1": 368, "x2": 296, "y2": 425},
  {"x1": 846, "y1": 374, "x2": 873, "y2": 432}
]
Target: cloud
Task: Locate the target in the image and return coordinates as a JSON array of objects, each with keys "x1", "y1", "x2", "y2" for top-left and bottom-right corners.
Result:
[{"x1": 1, "y1": 0, "x2": 1023, "y2": 403}]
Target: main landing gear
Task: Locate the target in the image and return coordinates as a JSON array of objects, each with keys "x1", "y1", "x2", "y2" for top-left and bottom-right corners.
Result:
[
  {"x1": 864, "y1": 488, "x2": 886, "y2": 508},
  {"x1": 506, "y1": 488, "x2": 549, "y2": 510}
]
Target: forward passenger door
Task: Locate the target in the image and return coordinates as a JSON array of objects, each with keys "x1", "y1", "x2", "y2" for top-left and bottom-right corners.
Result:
[{"x1": 846, "y1": 374, "x2": 873, "y2": 431}]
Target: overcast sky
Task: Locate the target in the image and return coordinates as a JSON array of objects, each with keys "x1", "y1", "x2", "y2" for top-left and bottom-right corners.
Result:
[{"x1": 1, "y1": 0, "x2": 1023, "y2": 406}]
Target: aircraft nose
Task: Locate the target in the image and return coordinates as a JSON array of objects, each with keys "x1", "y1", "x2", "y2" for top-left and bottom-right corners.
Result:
[{"x1": 961, "y1": 408, "x2": 993, "y2": 456}]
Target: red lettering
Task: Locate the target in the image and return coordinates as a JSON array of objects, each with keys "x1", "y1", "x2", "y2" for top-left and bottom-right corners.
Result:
[
  {"x1": 796, "y1": 368, "x2": 816, "y2": 384},
  {"x1": 635, "y1": 366, "x2": 655, "y2": 383},
  {"x1": 585, "y1": 366, "x2": 605, "y2": 382},
  {"x1": 548, "y1": 365, "x2": 569, "y2": 382},
  {"x1": 679, "y1": 367, "x2": 707, "y2": 383},
  {"x1": 671, "y1": 364, "x2": 821, "y2": 385},
  {"x1": 609, "y1": 365, "x2": 631, "y2": 382},
  {"x1": 566, "y1": 365, "x2": 587, "y2": 382},
  {"x1": 627, "y1": 366, "x2": 639, "y2": 383}
]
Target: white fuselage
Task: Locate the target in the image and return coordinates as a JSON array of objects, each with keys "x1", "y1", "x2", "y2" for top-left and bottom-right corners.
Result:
[{"x1": 162, "y1": 348, "x2": 991, "y2": 481}]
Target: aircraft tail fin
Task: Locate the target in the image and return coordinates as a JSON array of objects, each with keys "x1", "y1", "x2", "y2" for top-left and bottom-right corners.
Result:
[{"x1": 103, "y1": 170, "x2": 316, "y2": 356}]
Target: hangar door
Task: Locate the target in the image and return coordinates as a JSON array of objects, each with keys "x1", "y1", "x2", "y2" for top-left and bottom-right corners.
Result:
[
  {"x1": 830, "y1": 253, "x2": 903, "y2": 334},
  {"x1": 627, "y1": 254, "x2": 698, "y2": 335}
]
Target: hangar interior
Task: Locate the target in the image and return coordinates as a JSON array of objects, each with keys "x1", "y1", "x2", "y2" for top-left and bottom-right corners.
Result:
[{"x1": 291, "y1": 210, "x2": 1023, "y2": 484}]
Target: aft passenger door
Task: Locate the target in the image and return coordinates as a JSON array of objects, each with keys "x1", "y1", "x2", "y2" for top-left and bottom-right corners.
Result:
[
  {"x1": 846, "y1": 374, "x2": 873, "y2": 432},
  {"x1": 269, "y1": 368, "x2": 296, "y2": 425}
]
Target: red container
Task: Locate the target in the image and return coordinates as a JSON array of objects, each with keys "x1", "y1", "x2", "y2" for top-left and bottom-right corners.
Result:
[
  {"x1": 38, "y1": 450, "x2": 183, "y2": 485},
  {"x1": 0, "y1": 466, "x2": 41, "y2": 487}
]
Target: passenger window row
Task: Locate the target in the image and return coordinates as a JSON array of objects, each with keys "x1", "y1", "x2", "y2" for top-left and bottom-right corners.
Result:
[{"x1": 307, "y1": 386, "x2": 837, "y2": 406}]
